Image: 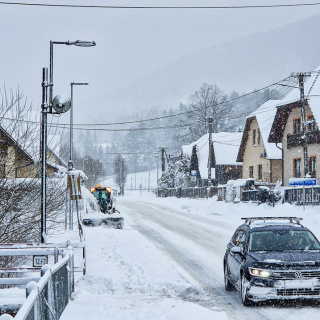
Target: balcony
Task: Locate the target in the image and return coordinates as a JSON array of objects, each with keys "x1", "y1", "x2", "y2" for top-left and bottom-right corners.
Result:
[{"x1": 287, "y1": 130, "x2": 320, "y2": 149}]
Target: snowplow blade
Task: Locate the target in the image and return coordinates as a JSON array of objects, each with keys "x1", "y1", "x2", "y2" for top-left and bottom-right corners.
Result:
[{"x1": 83, "y1": 217, "x2": 124, "y2": 229}]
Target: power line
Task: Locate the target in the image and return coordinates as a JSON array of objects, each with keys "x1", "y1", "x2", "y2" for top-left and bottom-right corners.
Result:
[
  {"x1": 0, "y1": 75, "x2": 293, "y2": 129},
  {"x1": 0, "y1": 76, "x2": 298, "y2": 132},
  {"x1": 1, "y1": 1, "x2": 320, "y2": 9},
  {"x1": 67, "y1": 76, "x2": 294, "y2": 126}
]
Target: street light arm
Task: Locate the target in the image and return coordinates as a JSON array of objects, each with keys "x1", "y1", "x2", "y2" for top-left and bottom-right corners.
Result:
[{"x1": 49, "y1": 39, "x2": 96, "y2": 106}]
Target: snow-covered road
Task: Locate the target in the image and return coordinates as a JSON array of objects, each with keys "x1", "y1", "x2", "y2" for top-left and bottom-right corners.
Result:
[{"x1": 60, "y1": 191, "x2": 320, "y2": 319}]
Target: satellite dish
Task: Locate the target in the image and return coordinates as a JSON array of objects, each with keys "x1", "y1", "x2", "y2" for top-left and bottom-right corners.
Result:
[{"x1": 52, "y1": 94, "x2": 71, "y2": 113}]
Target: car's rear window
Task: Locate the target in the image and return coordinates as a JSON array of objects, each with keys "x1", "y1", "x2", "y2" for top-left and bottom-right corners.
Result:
[{"x1": 248, "y1": 230, "x2": 320, "y2": 251}]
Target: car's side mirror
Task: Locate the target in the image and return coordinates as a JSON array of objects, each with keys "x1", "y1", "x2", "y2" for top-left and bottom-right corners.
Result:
[{"x1": 231, "y1": 246, "x2": 243, "y2": 254}]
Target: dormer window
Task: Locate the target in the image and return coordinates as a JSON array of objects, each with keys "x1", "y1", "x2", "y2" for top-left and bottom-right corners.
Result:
[{"x1": 293, "y1": 118, "x2": 301, "y2": 134}]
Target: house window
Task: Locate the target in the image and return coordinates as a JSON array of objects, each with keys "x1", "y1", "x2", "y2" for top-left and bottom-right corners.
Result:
[
  {"x1": 258, "y1": 164, "x2": 262, "y2": 180},
  {"x1": 308, "y1": 115, "x2": 316, "y2": 131},
  {"x1": 257, "y1": 129, "x2": 261, "y2": 145},
  {"x1": 294, "y1": 158, "x2": 301, "y2": 178},
  {"x1": 0, "y1": 164, "x2": 5, "y2": 178},
  {"x1": 252, "y1": 129, "x2": 256, "y2": 146},
  {"x1": 293, "y1": 118, "x2": 301, "y2": 134},
  {"x1": 309, "y1": 156, "x2": 316, "y2": 178},
  {"x1": 249, "y1": 166, "x2": 254, "y2": 178}
]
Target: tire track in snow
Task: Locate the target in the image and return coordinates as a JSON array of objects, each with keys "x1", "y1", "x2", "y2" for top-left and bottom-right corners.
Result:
[{"x1": 120, "y1": 200, "x2": 272, "y2": 320}]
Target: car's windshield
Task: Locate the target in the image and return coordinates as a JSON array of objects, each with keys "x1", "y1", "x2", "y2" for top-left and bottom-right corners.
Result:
[{"x1": 248, "y1": 230, "x2": 320, "y2": 251}]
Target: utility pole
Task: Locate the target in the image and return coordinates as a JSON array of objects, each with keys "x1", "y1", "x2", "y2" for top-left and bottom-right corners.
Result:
[
  {"x1": 161, "y1": 147, "x2": 166, "y2": 176},
  {"x1": 292, "y1": 72, "x2": 311, "y2": 177},
  {"x1": 208, "y1": 117, "x2": 213, "y2": 186},
  {"x1": 41, "y1": 68, "x2": 48, "y2": 243}
]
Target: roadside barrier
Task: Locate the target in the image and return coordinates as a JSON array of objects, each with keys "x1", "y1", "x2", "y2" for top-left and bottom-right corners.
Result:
[{"x1": 0, "y1": 241, "x2": 85, "y2": 320}]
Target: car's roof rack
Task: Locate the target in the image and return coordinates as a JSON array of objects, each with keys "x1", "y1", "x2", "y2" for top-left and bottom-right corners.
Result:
[{"x1": 241, "y1": 217, "x2": 303, "y2": 226}]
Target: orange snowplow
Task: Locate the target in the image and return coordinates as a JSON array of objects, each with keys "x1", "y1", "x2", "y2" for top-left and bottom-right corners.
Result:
[{"x1": 83, "y1": 185, "x2": 124, "y2": 229}]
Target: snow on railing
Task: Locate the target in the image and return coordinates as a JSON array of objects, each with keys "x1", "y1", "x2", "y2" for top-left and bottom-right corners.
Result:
[{"x1": 0, "y1": 247, "x2": 74, "y2": 320}]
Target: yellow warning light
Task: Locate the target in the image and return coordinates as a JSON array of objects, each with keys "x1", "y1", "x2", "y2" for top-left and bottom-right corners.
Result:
[
  {"x1": 97, "y1": 184, "x2": 101, "y2": 188},
  {"x1": 90, "y1": 187, "x2": 95, "y2": 193},
  {"x1": 106, "y1": 187, "x2": 112, "y2": 193}
]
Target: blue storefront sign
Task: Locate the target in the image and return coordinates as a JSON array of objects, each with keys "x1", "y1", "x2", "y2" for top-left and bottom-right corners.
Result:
[{"x1": 289, "y1": 178, "x2": 317, "y2": 186}]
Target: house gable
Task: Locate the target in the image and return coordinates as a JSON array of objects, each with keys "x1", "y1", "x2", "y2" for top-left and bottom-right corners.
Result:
[
  {"x1": 237, "y1": 117, "x2": 253, "y2": 162},
  {"x1": 268, "y1": 101, "x2": 300, "y2": 144}
]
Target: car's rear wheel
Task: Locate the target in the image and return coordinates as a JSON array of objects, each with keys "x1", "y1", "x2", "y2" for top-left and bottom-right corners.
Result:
[
  {"x1": 240, "y1": 274, "x2": 252, "y2": 306},
  {"x1": 224, "y1": 264, "x2": 233, "y2": 291}
]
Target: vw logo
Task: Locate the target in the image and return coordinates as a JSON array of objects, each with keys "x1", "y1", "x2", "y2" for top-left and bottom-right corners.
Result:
[{"x1": 294, "y1": 271, "x2": 303, "y2": 279}]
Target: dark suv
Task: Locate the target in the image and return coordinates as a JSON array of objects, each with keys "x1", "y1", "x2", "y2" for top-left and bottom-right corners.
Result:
[{"x1": 223, "y1": 217, "x2": 320, "y2": 306}]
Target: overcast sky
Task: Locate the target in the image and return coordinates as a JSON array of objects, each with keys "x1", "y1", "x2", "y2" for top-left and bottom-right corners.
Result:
[{"x1": 1, "y1": 0, "x2": 320, "y2": 124}]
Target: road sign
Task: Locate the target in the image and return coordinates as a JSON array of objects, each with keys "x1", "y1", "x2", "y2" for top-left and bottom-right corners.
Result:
[
  {"x1": 289, "y1": 178, "x2": 317, "y2": 186},
  {"x1": 33, "y1": 255, "x2": 48, "y2": 267},
  {"x1": 68, "y1": 174, "x2": 82, "y2": 200},
  {"x1": 191, "y1": 170, "x2": 197, "y2": 177}
]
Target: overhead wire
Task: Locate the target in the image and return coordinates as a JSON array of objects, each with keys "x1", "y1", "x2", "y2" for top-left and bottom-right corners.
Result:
[
  {"x1": 1, "y1": 1, "x2": 320, "y2": 9},
  {"x1": 0, "y1": 75, "x2": 299, "y2": 133}
]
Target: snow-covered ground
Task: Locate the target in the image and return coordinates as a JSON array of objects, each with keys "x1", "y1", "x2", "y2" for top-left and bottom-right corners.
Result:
[
  {"x1": 3, "y1": 186, "x2": 320, "y2": 319},
  {"x1": 59, "y1": 190, "x2": 320, "y2": 320},
  {"x1": 60, "y1": 191, "x2": 229, "y2": 320}
]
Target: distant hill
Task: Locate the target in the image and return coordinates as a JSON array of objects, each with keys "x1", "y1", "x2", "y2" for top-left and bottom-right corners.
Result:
[{"x1": 89, "y1": 15, "x2": 320, "y2": 118}]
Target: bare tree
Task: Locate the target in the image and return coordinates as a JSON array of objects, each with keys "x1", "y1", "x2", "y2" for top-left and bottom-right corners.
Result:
[
  {"x1": 173, "y1": 83, "x2": 234, "y2": 145},
  {"x1": 0, "y1": 87, "x2": 67, "y2": 244},
  {"x1": 113, "y1": 155, "x2": 127, "y2": 195},
  {"x1": 188, "y1": 83, "x2": 233, "y2": 138}
]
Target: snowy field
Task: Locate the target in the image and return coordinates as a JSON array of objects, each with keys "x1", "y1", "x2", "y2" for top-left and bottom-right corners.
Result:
[{"x1": 59, "y1": 189, "x2": 320, "y2": 320}]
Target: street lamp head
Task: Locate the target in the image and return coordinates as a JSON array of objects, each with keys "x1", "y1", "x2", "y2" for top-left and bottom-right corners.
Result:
[
  {"x1": 71, "y1": 82, "x2": 89, "y2": 86},
  {"x1": 68, "y1": 40, "x2": 96, "y2": 47}
]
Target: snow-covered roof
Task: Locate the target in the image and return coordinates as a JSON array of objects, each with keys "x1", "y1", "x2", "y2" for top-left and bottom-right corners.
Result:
[
  {"x1": 182, "y1": 132, "x2": 243, "y2": 179},
  {"x1": 274, "y1": 65, "x2": 320, "y2": 114},
  {"x1": 269, "y1": 65, "x2": 320, "y2": 143},
  {"x1": 0, "y1": 111, "x2": 65, "y2": 166},
  {"x1": 249, "y1": 100, "x2": 283, "y2": 159}
]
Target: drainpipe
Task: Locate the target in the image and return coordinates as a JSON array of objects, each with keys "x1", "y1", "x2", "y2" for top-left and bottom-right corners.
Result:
[{"x1": 276, "y1": 143, "x2": 284, "y2": 186}]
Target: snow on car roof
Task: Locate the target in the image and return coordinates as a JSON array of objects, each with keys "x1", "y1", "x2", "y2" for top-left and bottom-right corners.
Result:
[
  {"x1": 242, "y1": 217, "x2": 303, "y2": 229},
  {"x1": 249, "y1": 220, "x2": 301, "y2": 228}
]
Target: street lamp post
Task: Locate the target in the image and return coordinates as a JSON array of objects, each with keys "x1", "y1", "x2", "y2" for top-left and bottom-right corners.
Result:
[
  {"x1": 40, "y1": 39, "x2": 95, "y2": 243},
  {"x1": 40, "y1": 68, "x2": 48, "y2": 243}
]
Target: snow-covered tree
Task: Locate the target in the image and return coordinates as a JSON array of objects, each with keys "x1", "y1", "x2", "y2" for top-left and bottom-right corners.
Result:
[
  {"x1": 175, "y1": 155, "x2": 191, "y2": 188},
  {"x1": 113, "y1": 155, "x2": 127, "y2": 195}
]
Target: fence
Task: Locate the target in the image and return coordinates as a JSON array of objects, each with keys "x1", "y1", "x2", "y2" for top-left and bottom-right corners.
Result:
[
  {"x1": 283, "y1": 185, "x2": 320, "y2": 205},
  {"x1": 0, "y1": 247, "x2": 74, "y2": 320},
  {"x1": 0, "y1": 240, "x2": 86, "y2": 320},
  {"x1": 157, "y1": 187, "x2": 217, "y2": 199},
  {"x1": 241, "y1": 190, "x2": 259, "y2": 202}
]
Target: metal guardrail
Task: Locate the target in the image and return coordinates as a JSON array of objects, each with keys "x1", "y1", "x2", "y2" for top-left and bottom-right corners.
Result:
[
  {"x1": 158, "y1": 187, "x2": 217, "y2": 198},
  {"x1": 0, "y1": 247, "x2": 74, "y2": 320},
  {"x1": 284, "y1": 185, "x2": 320, "y2": 205},
  {"x1": 0, "y1": 241, "x2": 86, "y2": 276}
]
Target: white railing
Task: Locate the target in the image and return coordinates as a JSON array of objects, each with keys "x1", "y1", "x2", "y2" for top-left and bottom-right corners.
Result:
[{"x1": 0, "y1": 247, "x2": 74, "y2": 320}]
